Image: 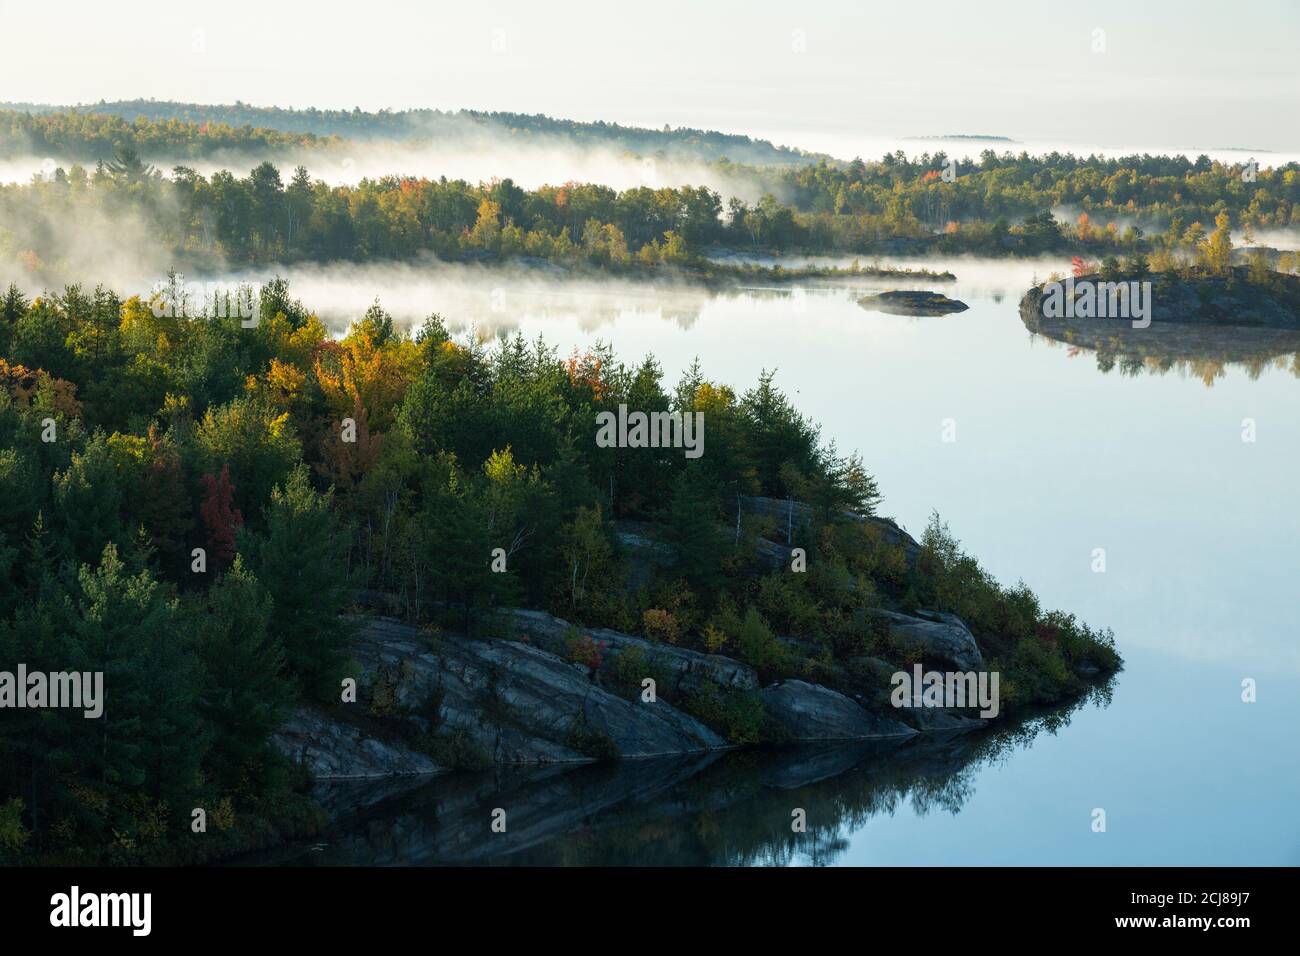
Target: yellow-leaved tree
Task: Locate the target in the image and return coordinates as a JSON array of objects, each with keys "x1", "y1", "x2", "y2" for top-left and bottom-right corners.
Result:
[{"x1": 1199, "y1": 211, "x2": 1233, "y2": 274}]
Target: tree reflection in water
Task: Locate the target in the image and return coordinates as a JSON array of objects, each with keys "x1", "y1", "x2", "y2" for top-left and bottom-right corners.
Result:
[{"x1": 251, "y1": 681, "x2": 1115, "y2": 866}]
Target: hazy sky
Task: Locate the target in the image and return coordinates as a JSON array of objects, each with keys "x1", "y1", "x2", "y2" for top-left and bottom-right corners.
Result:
[{"x1": 2, "y1": 0, "x2": 1296, "y2": 154}]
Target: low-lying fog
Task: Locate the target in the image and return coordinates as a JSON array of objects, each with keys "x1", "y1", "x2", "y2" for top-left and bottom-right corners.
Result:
[
  {"x1": 0, "y1": 135, "x2": 786, "y2": 203},
  {"x1": 0, "y1": 254, "x2": 1078, "y2": 339},
  {"x1": 5, "y1": 129, "x2": 1298, "y2": 195},
  {"x1": 744, "y1": 130, "x2": 1300, "y2": 170}
]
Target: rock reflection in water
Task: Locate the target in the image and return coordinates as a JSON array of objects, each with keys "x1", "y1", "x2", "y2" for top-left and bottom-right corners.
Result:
[{"x1": 263, "y1": 686, "x2": 1112, "y2": 866}]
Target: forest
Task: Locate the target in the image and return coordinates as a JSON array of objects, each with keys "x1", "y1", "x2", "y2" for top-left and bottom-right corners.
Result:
[
  {"x1": 0, "y1": 274, "x2": 1121, "y2": 864},
  {"x1": 4, "y1": 123, "x2": 1299, "y2": 278},
  {"x1": 2, "y1": 104, "x2": 815, "y2": 165},
  {"x1": 0, "y1": 109, "x2": 337, "y2": 161}
]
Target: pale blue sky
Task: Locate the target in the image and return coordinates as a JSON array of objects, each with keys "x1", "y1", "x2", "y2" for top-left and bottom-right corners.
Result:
[{"x1": 1, "y1": 0, "x2": 1296, "y2": 152}]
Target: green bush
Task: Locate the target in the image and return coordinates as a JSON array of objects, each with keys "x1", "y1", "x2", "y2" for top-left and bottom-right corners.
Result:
[
  {"x1": 0, "y1": 797, "x2": 28, "y2": 857},
  {"x1": 565, "y1": 715, "x2": 621, "y2": 762},
  {"x1": 684, "y1": 681, "x2": 766, "y2": 745}
]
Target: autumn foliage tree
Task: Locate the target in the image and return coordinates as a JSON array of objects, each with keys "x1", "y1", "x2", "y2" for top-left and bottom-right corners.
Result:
[
  {"x1": 1199, "y1": 211, "x2": 1234, "y2": 274},
  {"x1": 1076, "y1": 211, "x2": 1093, "y2": 241},
  {"x1": 315, "y1": 403, "x2": 383, "y2": 500},
  {"x1": 200, "y1": 464, "x2": 243, "y2": 568}
]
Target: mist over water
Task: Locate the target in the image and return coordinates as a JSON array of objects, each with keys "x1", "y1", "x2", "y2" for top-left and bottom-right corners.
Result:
[
  {"x1": 5, "y1": 0, "x2": 1298, "y2": 878},
  {"x1": 234, "y1": 263, "x2": 1297, "y2": 865},
  {"x1": 120, "y1": 253, "x2": 1296, "y2": 679},
  {"x1": 2, "y1": 128, "x2": 1296, "y2": 860},
  {"x1": 242, "y1": 255, "x2": 1076, "y2": 336}
]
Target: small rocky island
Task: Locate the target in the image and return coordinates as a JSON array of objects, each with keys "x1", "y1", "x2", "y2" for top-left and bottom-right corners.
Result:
[
  {"x1": 858, "y1": 290, "x2": 969, "y2": 316},
  {"x1": 1018, "y1": 268, "x2": 1300, "y2": 380},
  {"x1": 1020, "y1": 266, "x2": 1300, "y2": 331}
]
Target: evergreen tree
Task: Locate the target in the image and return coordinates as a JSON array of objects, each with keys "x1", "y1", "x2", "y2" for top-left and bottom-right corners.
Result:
[
  {"x1": 667, "y1": 468, "x2": 726, "y2": 591},
  {"x1": 241, "y1": 465, "x2": 353, "y2": 701},
  {"x1": 63, "y1": 544, "x2": 203, "y2": 841},
  {"x1": 138, "y1": 430, "x2": 195, "y2": 580},
  {"x1": 0, "y1": 283, "x2": 28, "y2": 353},
  {"x1": 193, "y1": 559, "x2": 288, "y2": 793}
]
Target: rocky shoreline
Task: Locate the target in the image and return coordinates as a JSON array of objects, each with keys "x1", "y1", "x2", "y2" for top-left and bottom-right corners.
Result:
[
  {"x1": 270, "y1": 497, "x2": 1110, "y2": 805},
  {"x1": 273, "y1": 600, "x2": 1016, "y2": 781}
]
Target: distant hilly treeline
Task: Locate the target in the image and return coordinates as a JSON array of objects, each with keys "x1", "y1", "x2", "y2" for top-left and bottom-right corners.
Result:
[
  {"x1": 0, "y1": 108, "x2": 339, "y2": 161},
  {"x1": 1, "y1": 101, "x2": 820, "y2": 166}
]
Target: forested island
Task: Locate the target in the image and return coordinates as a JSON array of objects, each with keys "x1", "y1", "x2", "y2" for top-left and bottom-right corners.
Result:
[
  {"x1": 1019, "y1": 246, "x2": 1300, "y2": 384},
  {"x1": 0, "y1": 275, "x2": 1120, "y2": 864}
]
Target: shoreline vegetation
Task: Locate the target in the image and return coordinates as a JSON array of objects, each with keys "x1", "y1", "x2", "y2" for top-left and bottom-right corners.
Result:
[
  {"x1": 3, "y1": 106, "x2": 1299, "y2": 284},
  {"x1": 0, "y1": 275, "x2": 1120, "y2": 865}
]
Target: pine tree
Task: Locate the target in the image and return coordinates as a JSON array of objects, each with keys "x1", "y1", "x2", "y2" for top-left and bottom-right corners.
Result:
[
  {"x1": 194, "y1": 559, "x2": 288, "y2": 791},
  {"x1": 65, "y1": 544, "x2": 203, "y2": 838},
  {"x1": 241, "y1": 465, "x2": 353, "y2": 701},
  {"x1": 139, "y1": 429, "x2": 194, "y2": 578},
  {"x1": 667, "y1": 469, "x2": 725, "y2": 591},
  {"x1": 0, "y1": 283, "x2": 27, "y2": 353}
]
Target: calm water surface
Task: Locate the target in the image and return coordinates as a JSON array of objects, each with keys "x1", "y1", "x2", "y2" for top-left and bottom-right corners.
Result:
[{"x1": 269, "y1": 257, "x2": 1300, "y2": 865}]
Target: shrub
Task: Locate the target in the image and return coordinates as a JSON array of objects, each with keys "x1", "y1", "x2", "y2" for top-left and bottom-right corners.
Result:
[
  {"x1": 566, "y1": 714, "x2": 620, "y2": 761},
  {"x1": 564, "y1": 630, "x2": 605, "y2": 672},
  {"x1": 369, "y1": 667, "x2": 399, "y2": 717},
  {"x1": 734, "y1": 607, "x2": 789, "y2": 673},
  {"x1": 642, "y1": 607, "x2": 681, "y2": 644},
  {"x1": 702, "y1": 624, "x2": 728, "y2": 654},
  {"x1": 419, "y1": 726, "x2": 491, "y2": 771},
  {"x1": 0, "y1": 798, "x2": 28, "y2": 856},
  {"x1": 684, "y1": 681, "x2": 766, "y2": 744}
]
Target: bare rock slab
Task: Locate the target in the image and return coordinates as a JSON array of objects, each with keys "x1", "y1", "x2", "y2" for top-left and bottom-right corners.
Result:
[{"x1": 761, "y1": 679, "x2": 917, "y2": 741}]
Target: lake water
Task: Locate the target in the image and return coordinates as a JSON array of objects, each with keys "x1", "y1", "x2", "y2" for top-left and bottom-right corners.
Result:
[{"x1": 266, "y1": 256, "x2": 1300, "y2": 866}]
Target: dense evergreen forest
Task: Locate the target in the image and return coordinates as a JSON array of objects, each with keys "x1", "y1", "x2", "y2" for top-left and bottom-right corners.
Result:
[{"x1": 0, "y1": 273, "x2": 1120, "y2": 863}]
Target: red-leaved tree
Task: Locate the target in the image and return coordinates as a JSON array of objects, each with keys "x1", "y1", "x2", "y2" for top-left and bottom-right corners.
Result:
[{"x1": 200, "y1": 464, "x2": 243, "y2": 566}]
